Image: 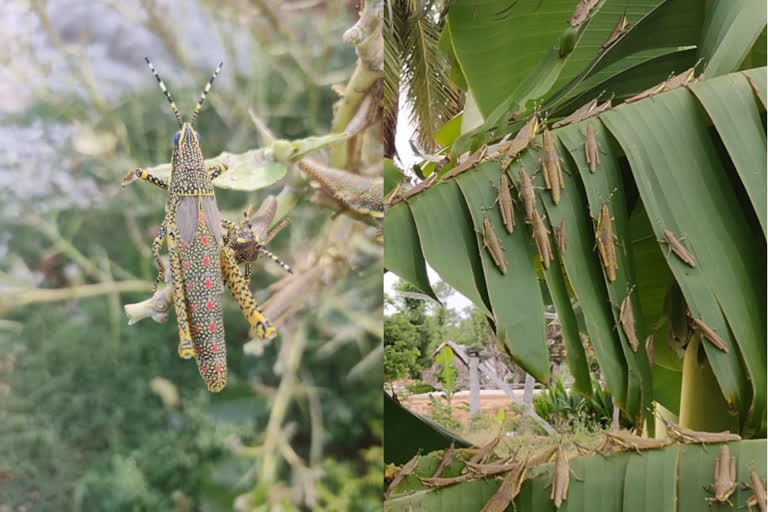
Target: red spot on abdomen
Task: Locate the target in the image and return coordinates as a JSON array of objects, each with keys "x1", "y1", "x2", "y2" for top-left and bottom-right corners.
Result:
[
  {"x1": 190, "y1": 304, "x2": 196, "y2": 312},
  {"x1": 181, "y1": 243, "x2": 188, "y2": 250},
  {"x1": 206, "y1": 301, "x2": 213, "y2": 311},
  {"x1": 200, "y1": 213, "x2": 205, "y2": 222},
  {"x1": 203, "y1": 256, "x2": 210, "y2": 265},
  {"x1": 205, "y1": 279, "x2": 212, "y2": 288},
  {"x1": 212, "y1": 344, "x2": 218, "y2": 353},
  {"x1": 184, "y1": 262, "x2": 190, "y2": 269},
  {"x1": 215, "y1": 363, "x2": 221, "y2": 372},
  {"x1": 196, "y1": 347, "x2": 202, "y2": 354},
  {"x1": 193, "y1": 326, "x2": 199, "y2": 333},
  {"x1": 201, "y1": 236, "x2": 208, "y2": 245},
  {"x1": 209, "y1": 322, "x2": 216, "y2": 332},
  {"x1": 187, "y1": 283, "x2": 193, "y2": 291}
]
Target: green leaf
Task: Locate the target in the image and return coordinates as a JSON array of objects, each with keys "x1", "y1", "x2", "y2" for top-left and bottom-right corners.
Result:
[
  {"x1": 688, "y1": 69, "x2": 767, "y2": 235},
  {"x1": 384, "y1": 158, "x2": 406, "y2": 196},
  {"x1": 601, "y1": 78, "x2": 765, "y2": 436},
  {"x1": 434, "y1": 113, "x2": 463, "y2": 147},
  {"x1": 213, "y1": 158, "x2": 286, "y2": 191},
  {"x1": 698, "y1": 0, "x2": 767, "y2": 78},
  {"x1": 455, "y1": 161, "x2": 550, "y2": 383},
  {"x1": 408, "y1": 182, "x2": 493, "y2": 316},
  {"x1": 384, "y1": 202, "x2": 439, "y2": 302},
  {"x1": 383, "y1": 392, "x2": 471, "y2": 465}
]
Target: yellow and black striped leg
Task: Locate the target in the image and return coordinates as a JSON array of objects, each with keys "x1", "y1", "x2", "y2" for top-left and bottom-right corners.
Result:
[
  {"x1": 220, "y1": 217, "x2": 236, "y2": 244},
  {"x1": 168, "y1": 234, "x2": 195, "y2": 359},
  {"x1": 244, "y1": 263, "x2": 252, "y2": 284},
  {"x1": 152, "y1": 221, "x2": 167, "y2": 292},
  {"x1": 207, "y1": 163, "x2": 228, "y2": 181},
  {"x1": 122, "y1": 168, "x2": 169, "y2": 190},
  {"x1": 220, "y1": 246, "x2": 277, "y2": 341}
]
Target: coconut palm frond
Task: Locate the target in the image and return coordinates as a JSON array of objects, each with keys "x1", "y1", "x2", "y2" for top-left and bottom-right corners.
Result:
[
  {"x1": 402, "y1": 5, "x2": 461, "y2": 152},
  {"x1": 384, "y1": 0, "x2": 408, "y2": 158}
]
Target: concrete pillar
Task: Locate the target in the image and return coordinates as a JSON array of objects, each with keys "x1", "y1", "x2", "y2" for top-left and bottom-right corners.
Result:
[{"x1": 468, "y1": 350, "x2": 480, "y2": 417}]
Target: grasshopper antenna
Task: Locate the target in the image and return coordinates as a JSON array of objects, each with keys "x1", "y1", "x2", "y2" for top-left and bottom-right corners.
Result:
[
  {"x1": 145, "y1": 57, "x2": 184, "y2": 127},
  {"x1": 191, "y1": 62, "x2": 223, "y2": 125}
]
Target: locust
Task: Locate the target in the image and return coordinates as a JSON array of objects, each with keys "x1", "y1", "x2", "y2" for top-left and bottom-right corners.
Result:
[
  {"x1": 664, "y1": 63, "x2": 698, "y2": 91},
  {"x1": 599, "y1": 9, "x2": 629, "y2": 51},
  {"x1": 595, "y1": 204, "x2": 618, "y2": 282},
  {"x1": 518, "y1": 163, "x2": 537, "y2": 223},
  {"x1": 550, "y1": 443, "x2": 580, "y2": 509},
  {"x1": 645, "y1": 335, "x2": 655, "y2": 366},
  {"x1": 482, "y1": 217, "x2": 508, "y2": 274},
  {"x1": 296, "y1": 159, "x2": 383, "y2": 220},
  {"x1": 619, "y1": 289, "x2": 640, "y2": 352},
  {"x1": 568, "y1": 0, "x2": 600, "y2": 27},
  {"x1": 386, "y1": 453, "x2": 420, "y2": 498},
  {"x1": 531, "y1": 209, "x2": 552, "y2": 270},
  {"x1": 465, "y1": 456, "x2": 520, "y2": 477},
  {"x1": 541, "y1": 127, "x2": 565, "y2": 204},
  {"x1": 493, "y1": 173, "x2": 516, "y2": 233},
  {"x1": 745, "y1": 470, "x2": 767, "y2": 512},
  {"x1": 123, "y1": 59, "x2": 275, "y2": 392},
  {"x1": 555, "y1": 220, "x2": 567, "y2": 255},
  {"x1": 431, "y1": 442, "x2": 456, "y2": 478},
  {"x1": 442, "y1": 145, "x2": 488, "y2": 180},
  {"x1": 661, "y1": 228, "x2": 697, "y2": 267},
  {"x1": 466, "y1": 435, "x2": 501, "y2": 468},
  {"x1": 658, "y1": 416, "x2": 741, "y2": 445},
  {"x1": 226, "y1": 195, "x2": 293, "y2": 283},
  {"x1": 584, "y1": 121, "x2": 600, "y2": 173},
  {"x1": 480, "y1": 458, "x2": 528, "y2": 512},
  {"x1": 551, "y1": 96, "x2": 612, "y2": 128},
  {"x1": 500, "y1": 114, "x2": 540, "y2": 170},
  {"x1": 598, "y1": 430, "x2": 669, "y2": 454},
  {"x1": 706, "y1": 445, "x2": 738, "y2": 507},
  {"x1": 688, "y1": 313, "x2": 729, "y2": 352}
]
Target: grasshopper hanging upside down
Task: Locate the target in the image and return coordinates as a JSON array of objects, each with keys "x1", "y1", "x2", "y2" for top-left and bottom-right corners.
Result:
[
  {"x1": 225, "y1": 195, "x2": 293, "y2": 283},
  {"x1": 123, "y1": 59, "x2": 276, "y2": 392}
]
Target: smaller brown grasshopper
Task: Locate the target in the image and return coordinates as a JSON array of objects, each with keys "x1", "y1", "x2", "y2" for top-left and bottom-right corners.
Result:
[
  {"x1": 595, "y1": 204, "x2": 618, "y2": 282},
  {"x1": 584, "y1": 121, "x2": 601, "y2": 173},
  {"x1": 568, "y1": 0, "x2": 600, "y2": 27},
  {"x1": 431, "y1": 442, "x2": 456, "y2": 479},
  {"x1": 552, "y1": 98, "x2": 597, "y2": 129},
  {"x1": 531, "y1": 209, "x2": 552, "y2": 270},
  {"x1": 550, "y1": 443, "x2": 580, "y2": 509},
  {"x1": 482, "y1": 216, "x2": 508, "y2": 275},
  {"x1": 745, "y1": 470, "x2": 767, "y2": 512},
  {"x1": 555, "y1": 220, "x2": 567, "y2": 255},
  {"x1": 705, "y1": 444, "x2": 738, "y2": 507},
  {"x1": 500, "y1": 114, "x2": 540, "y2": 170},
  {"x1": 625, "y1": 80, "x2": 668, "y2": 104},
  {"x1": 661, "y1": 228, "x2": 697, "y2": 267},
  {"x1": 645, "y1": 335, "x2": 655, "y2": 366},
  {"x1": 688, "y1": 313, "x2": 729, "y2": 352},
  {"x1": 442, "y1": 144, "x2": 488, "y2": 180},
  {"x1": 518, "y1": 163, "x2": 538, "y2": 223},
  {"x1": 540, "y1": 127, "x2": 565, "y2": 204},
  {"x1": 598, "y1": 430, "x2": 669, "y2": 454},
  {"x1": 664, "y1": 60, "x2": 702, "y2": 91},
  {"x1": 492, "y1": 173, "x2": 516, "y2": 233},
  {"x1": 619, "y1": 288, "x2": 640, "y2": 352},
  {"x1": 658, "y1": 416, "x2": 740, "y2": 445},
  {"x1": 480, "y1": 458, "x2": 528, "y2": 512},
  {"x1": 386, "y1": 453, "x2": 420, "y2": 498},
  {"x1": 600, "y1": 9, "x2": 629, "y2": 51}
]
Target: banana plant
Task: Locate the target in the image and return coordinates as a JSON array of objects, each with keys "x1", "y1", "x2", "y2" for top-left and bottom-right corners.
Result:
[{"x1": 384, "y1": 0, "x2": 766, "y2": 451}]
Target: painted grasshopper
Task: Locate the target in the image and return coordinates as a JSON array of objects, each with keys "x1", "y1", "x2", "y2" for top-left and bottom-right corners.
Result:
[
  {"x1": 124, "y1": 59, "x2": 276, "y2": 392},
  {"x1": 226, "y1": 195, "x2": 293, "y2": 283}
]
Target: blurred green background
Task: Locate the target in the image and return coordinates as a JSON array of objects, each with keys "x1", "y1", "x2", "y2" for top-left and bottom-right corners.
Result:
[{"x1": 0, "y1": 0, "x2": 382, "y2": 510}]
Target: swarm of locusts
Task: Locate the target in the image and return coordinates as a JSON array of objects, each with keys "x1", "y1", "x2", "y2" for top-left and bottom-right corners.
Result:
[{"x1": 121, "y1": 59, "x2": 294, "y2": 392}]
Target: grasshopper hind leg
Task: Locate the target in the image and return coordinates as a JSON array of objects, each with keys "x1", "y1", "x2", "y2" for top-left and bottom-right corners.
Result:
[{"x1": 168, "y1": 235, "x2": 195, "y2": 359}]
